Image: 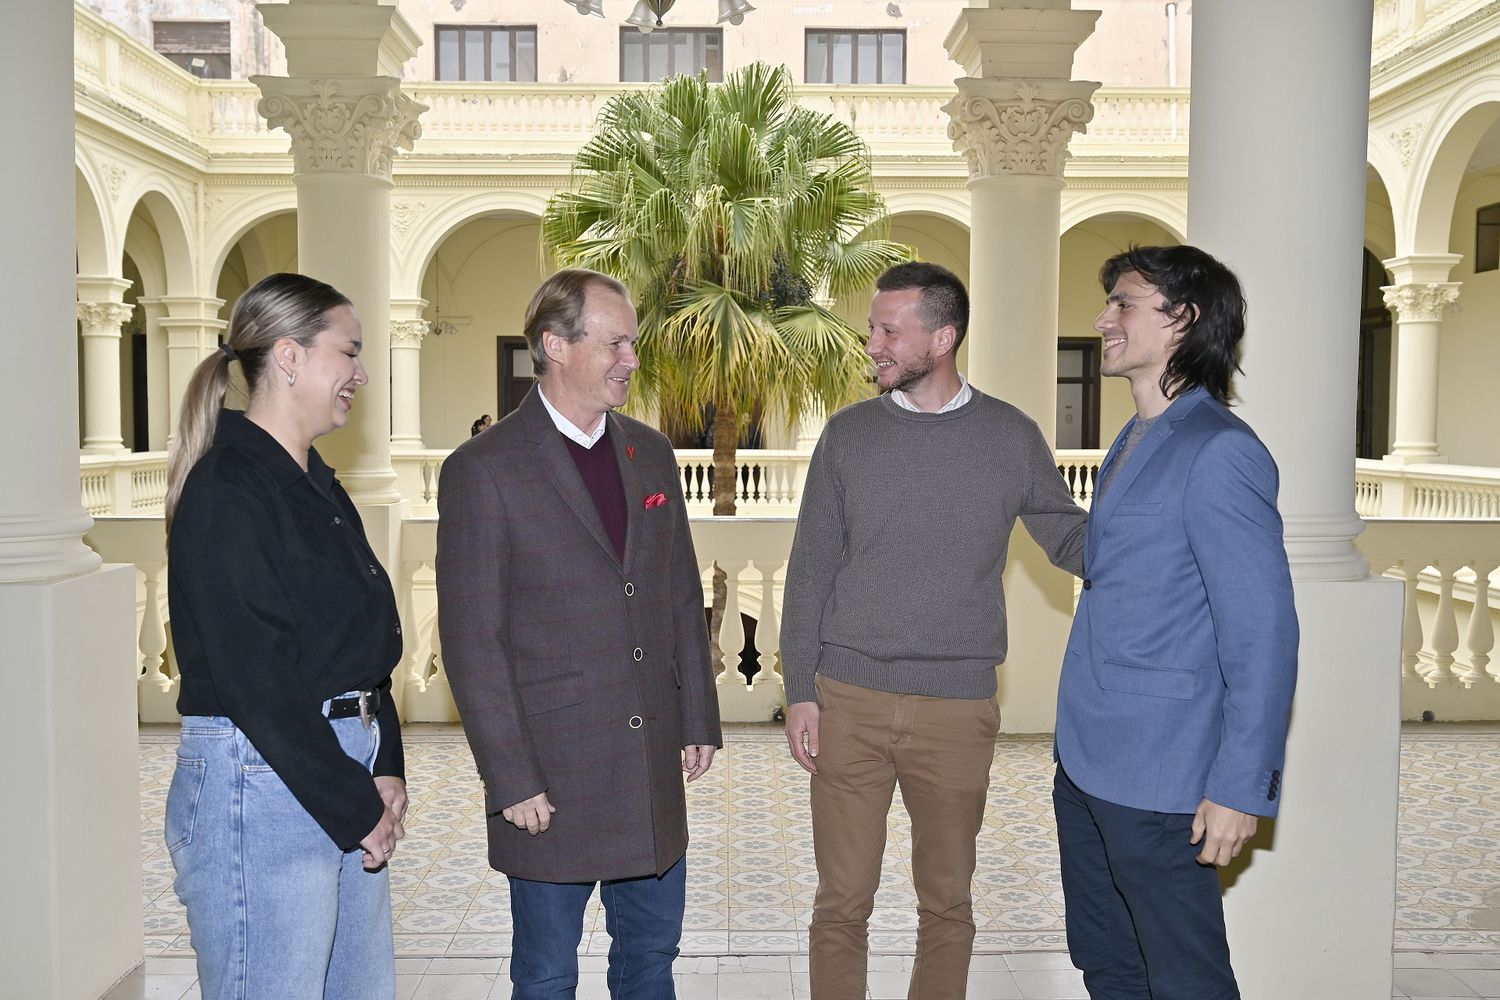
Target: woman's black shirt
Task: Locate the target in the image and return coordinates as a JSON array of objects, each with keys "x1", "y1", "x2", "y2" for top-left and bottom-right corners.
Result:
[{"x1": 169, "y1": 409, "x2": 405, "y2": 851}]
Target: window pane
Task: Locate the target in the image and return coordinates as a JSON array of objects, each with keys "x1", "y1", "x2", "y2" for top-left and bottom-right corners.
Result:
[
  {"x1": 648, "y1": 33, "x2": 669, "y2": 81},
  {"x1": 672, "y1": 30, "x2": 693, "y2": 76},
  {"x1": 855, "y1": 32, "x2": 878, "y2": 84},
  {"x1": 831, "y1": 33, "x2": 853, "y2": 84},
  {"x1": 881, "y1": 32, "x2": 904, "y2": 83},
  {"x1": 516, "y1": 30, "x2": 537, "y2": 82},
  {"x1": 436, "y1": 29, "x2": 459, "y2": 81},
  {"x1": 806, "y1": 33, "x2": 827, "y2": 83},
  {"x1": 622, "y1": 32, "x2": 644, "y2": 82},
  {"x1": 490, "y1": 31, "x2": 513, "y2": 81},
  {"x1": 703, "y1": 32, "x2": 722, "y2": 81},
  {"x1": 1057, "y1": 348, "x2": 1084, "y2": 378},
  {"x1": 509, "y1": 345, "x2": 535, "y2": 378},
  {"x1": 463, "y1": 29, "x2": 486, "y2": 81},
  {"x1": 1056, "y1": 383, "x2": 1085, "y2": 449}
]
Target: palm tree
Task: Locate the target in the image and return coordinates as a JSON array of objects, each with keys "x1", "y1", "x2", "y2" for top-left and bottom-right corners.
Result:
[{"x1": 542, "y1": 62, "x2": 910, "y2": 515}]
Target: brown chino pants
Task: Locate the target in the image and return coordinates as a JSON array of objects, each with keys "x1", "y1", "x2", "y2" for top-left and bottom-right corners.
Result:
[{"x1": 808, "y1": 674, "x2": 1001, "y2": 1000}]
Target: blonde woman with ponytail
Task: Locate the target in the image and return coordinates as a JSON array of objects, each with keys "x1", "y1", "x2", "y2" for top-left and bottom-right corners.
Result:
[{"x1": 163, "y1": 272, "x2": 406, "y2": 1000}]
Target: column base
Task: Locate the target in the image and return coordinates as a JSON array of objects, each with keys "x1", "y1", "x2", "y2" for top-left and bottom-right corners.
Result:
[
  {"x1": 1283, "y1": 512, "x2": 1371, "y2": 582},
  {"x1": 1225, "y1": 574, "x2": 1402, "y2": 1000},
  {"x1": 0, "y1": 565, "x2": 140, "y2": 1000},
  {"x1": 1382, "y1": 450, "x2": 1448, "y2": 466}
]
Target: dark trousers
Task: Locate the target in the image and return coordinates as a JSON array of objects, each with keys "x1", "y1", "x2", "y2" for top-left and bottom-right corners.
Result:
[
  {"x1": 507, "y1": 854, "x2": 686, "y2": 999},
  {"x1": 1053, "y1": 765, "x2": 1239, "y2": 1000}
]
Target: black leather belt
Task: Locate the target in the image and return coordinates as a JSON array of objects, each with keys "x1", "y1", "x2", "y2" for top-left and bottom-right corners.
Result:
[{"x1": 327, "y1": 686, "x2": 383, "y2": 721}]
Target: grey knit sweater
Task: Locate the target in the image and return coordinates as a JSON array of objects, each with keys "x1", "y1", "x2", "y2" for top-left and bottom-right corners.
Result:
[{"x1": 780, "y1": 390, "x2": 1088, "y2": 704}]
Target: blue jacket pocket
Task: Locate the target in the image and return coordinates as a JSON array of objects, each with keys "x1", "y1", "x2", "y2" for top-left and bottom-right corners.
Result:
[{"x1": 1099, "y1": 659, "x2": 1194, "y2": 700}]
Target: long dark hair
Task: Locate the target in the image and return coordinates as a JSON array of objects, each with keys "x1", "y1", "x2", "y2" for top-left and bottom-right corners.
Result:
[{"x1": 1100, "y1": 244, "x2": 1245, "y2": 405}]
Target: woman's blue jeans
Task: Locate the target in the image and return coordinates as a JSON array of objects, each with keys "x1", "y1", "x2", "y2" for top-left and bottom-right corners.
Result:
[{"x1": 166, "y1": 712, "x2": 395, "y2": 1000}]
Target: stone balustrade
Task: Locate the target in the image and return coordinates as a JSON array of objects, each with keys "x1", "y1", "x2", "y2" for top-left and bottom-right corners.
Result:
[
  {"x1": 1372, "y1": 0, "x2": 1490, "y2": 60},
  {"x1": 79, "y1": 452, "x2": 170, "y2": 516},
  {"x1": 78, "y1": 508, "x2": 1500, "y2": 725},
  {"x1": 1360, "y1": 518, "x2": 1500, "y2": 698},
  {"x1": 1356, "y1": 459, "x2": 1500, "y2": 518}
]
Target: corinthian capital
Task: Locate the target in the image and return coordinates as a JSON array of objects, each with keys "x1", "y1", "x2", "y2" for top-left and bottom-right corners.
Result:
[
  {"x1": 253, "y1": 77, "x2": 426, "y2": 181},
  {"x1": 943, "y1": 80, "x2": 1097, "y2": 180},
  {"x1": 1382, "y1": 282, "x2": 1460, "y2": 323},
  {"x1": 76, "y1": 302, "x2": 135, "y2": 338},
  {"x1": 390, "y1": 319, "x2": 429, "y2": 349}
]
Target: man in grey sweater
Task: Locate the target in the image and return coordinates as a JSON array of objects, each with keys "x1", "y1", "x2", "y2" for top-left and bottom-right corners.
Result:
[{"x1": 781, "y1": 261, "x2": 1087, "y2": 999}]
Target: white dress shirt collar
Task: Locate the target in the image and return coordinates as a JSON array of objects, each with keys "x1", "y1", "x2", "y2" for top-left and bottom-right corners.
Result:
[
  {"x1": 537, "y1": 387, "x2": 608, "y2": 448},
  {"x1": 891, "y1": 374, "x2": 972, "y2": 414}
]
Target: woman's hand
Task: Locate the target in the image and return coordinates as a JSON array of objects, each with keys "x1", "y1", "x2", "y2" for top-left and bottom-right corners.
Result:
[{"x1": 360, "y1": 806, "x2": 400, "y2": 871}]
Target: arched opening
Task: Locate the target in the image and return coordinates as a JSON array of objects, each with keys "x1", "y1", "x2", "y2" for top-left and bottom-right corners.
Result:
[
  {"x1": 214, "y1": 212, "x2": 299, "y2": 320},
  {"x1": 418, "y1": 212, "x2": 547, "y2": 448},
  {"x1": 1359, "y1": 166, "x2": 1398, "y2": 460},
  {"x1": 1059, "y1": 213, "x2": 1180, "y2": 445}
]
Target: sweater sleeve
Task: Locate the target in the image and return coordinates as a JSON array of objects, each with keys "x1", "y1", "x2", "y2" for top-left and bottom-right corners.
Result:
[
  {"x1": 1018, "y1": 419, "x2": 1088, "y2": 578},
  {"x1": 169, "y1": 480, "x2": 387, "y2": 852},
  {"x1": 779, "y1": 427, "x2": 846, "y2": 705}
]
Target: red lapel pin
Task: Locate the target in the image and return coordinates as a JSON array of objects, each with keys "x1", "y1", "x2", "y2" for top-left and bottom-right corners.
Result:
[{"x1": 627, "y1": 444, "x2": 636, "y2": 460}]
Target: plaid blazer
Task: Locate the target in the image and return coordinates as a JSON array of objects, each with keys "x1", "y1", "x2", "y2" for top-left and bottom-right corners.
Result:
[{"x1": 435, "y1": 387, "x2": 721, "y2": 882}]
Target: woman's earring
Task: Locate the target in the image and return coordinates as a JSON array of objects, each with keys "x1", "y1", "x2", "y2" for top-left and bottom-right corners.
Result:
[{"x1": 282, "y1": 367, "x2": 297, "y2": 387}]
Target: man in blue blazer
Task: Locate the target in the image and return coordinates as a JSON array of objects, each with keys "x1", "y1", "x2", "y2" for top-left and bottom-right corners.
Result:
[{"x1": 1054, "y1": 245, "x2": 1298, "y2": 999}]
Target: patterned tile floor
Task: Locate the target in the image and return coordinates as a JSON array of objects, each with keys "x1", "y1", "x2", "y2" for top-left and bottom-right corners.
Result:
[{"x1": 116, "y1": 723, "x2": 1500, "y2": 999}]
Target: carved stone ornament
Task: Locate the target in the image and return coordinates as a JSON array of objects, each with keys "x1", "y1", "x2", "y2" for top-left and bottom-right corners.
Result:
[
  {"x1": 76, "y1": 301, "x2": 135, "y2": 337},
  {"x1": 943, "y1": 81, "x2": 1095, "y2": 179},
  {"x1": 391, "y1": 200, "x2": 426, "y2": 237},
  {"x1": 389, "y1": 319, "x2": 429, "y2": 348},
  {"x1": 1382, "y1": 282, "x2": 1459, "y2": 323},
  {"x1": 1391, "y1": 121, "x2": 1426, "y2": 167},
  {"x1": 257, "y1": 79, "x2": 426, "y2": 180}
]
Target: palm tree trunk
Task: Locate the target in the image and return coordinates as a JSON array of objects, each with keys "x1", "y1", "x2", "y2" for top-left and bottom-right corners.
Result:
[{"x1": 708, "y1": 398, "x2": 738, "y2": 672}]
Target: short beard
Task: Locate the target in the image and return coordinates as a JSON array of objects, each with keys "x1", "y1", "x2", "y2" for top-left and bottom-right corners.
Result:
[{"x1": 884, "y1": 353, "x2": 936, "y2": 395}]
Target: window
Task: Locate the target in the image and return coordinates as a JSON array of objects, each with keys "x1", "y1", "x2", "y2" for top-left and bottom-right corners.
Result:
[
  {"x1": 152, "y1": 20, "x2": 231, "y2": 79},
  {"x1": 1056, "y1": 338, "x2": 1100, "y2": 450},
  {"x1": 621, "y1": 28, "x2": 723, "y2": 83},
  {"x1": 1478, "y1": 202, "x2": 1500, "y2": 274},
  {"x1": 434, "y1": 26, "x2": 538, "y2": 82},
  {"x1": 805, "y1": 30, "x2": 905, "y2": 84}
]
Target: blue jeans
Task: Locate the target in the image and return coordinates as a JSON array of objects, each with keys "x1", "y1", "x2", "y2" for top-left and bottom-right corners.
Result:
[
  {"x1": 166, "y1": 713, "x2": 394, "y2": 1000},
  {"x1": 508, "y1": 854, "x2": 686, "y2": 999},
  {"x1": 1053, "y1": 764, "x2": 1239, "y2": 1000}
]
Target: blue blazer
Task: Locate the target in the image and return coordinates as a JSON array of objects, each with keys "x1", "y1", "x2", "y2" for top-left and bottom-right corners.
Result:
[{"x1": 1055, "y1": 386, "x2": 1298, "y2": 817}]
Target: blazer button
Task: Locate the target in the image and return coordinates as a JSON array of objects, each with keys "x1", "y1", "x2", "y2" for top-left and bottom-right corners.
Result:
[
  {"x1": 624, "y1": 582, "x2": 635, "y2": 597},
  {"x1": 1082, "y1": 578, "x2": 1093, "y2": 590},
  {"x1": 633, "y1": 647, "x2": 644, "y2": 662},
  {"x1": 628, "y1": 715, "x2": 644, "y2": 729}
]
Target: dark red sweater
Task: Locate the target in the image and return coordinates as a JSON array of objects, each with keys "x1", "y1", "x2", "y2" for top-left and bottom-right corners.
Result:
[{"x1": 564, "y1": 427, "x2": 627, "y2": 562}]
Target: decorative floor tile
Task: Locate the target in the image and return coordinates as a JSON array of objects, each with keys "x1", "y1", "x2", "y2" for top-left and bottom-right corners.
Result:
[{"x1": 134, "y1": 723, "x2": 1500, "y2": 965}]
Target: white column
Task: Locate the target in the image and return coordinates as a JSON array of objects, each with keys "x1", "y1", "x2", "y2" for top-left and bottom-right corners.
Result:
[
  {"x1": 1187, "y1": 2, "x2": 1403, "y2": 998},
  {"x1": 76, "y1": 277, "x2": 134, "y2": 454},
  {"x1": 1382, "y1": 253, "x2": 1461, "y2": 463},
  {"x1": 390, "y1": 298, "x2": 428, "y2": 450},
  {"x1": 253, "y1": 0, "x2": 425, "y2": 505},
  {"x1": 155, "y1": 296, "x2": 227, "y2": 446},
  {"x1": 942, "y1": 1, "x2": 1099, "y2": 733},
  {"x1": 0, "y1": 1, "x2": 140, "y2": 997},
  {"x1": 943, "y1": 3, "x2": 1100, "y2": 441},
  {"x1": 139, "y1": 298, "x2": 169, "y2": 450}
]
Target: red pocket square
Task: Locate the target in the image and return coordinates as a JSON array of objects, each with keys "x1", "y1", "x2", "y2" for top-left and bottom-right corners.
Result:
[{"x1": 644, "y1": 492, "x2": 668, "y2": 509}]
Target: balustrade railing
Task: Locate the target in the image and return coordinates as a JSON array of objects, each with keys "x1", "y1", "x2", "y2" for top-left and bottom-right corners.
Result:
[
  {"x1": 1056, "y1": 450, "x2": 1106, "y2": 507},
  {"x1": 1360, "y1": 518, "x2": 1500, "y2": 690},
  {"x1": 1372, "y1": 0, "x2": 1491, "y2": 60},
  {"x1": 79, "y1": 452, "x2": 170, "y2": 516},
  {"x1": 1356, "y1": 459, "x2": 1500, "y2": 518}
]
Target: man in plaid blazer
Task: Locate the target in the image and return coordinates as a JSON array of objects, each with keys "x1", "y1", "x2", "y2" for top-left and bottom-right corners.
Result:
[{"x1": 436, "y1": 269, "x2": 722, "y2": 999}]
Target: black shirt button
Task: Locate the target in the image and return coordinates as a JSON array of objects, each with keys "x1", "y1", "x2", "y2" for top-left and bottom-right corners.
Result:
[
  {"x1": 1083, "y1": 579, "x2": 1093, "y2": 590},
  {"x1": 395, "y1": 624, "x2": 402, "y2": 636},
  {"x1": 332, "y1": 516, "x2": 342, "y2": 526},
  {"x1": 369, "y1": 564, "x2": 379, "y2": 576}
]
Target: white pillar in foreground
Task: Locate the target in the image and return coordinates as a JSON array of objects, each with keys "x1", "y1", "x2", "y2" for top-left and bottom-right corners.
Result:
[
  {"x1": 1188, "y1": 2, "x2": 1403, "y2": 997},
  {"x1": 0, "y1": 1, "x2": 140, "y2": 996},
  {"x1": 1382, "y1": 253, "x2": 1461, "y2": 463}
]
